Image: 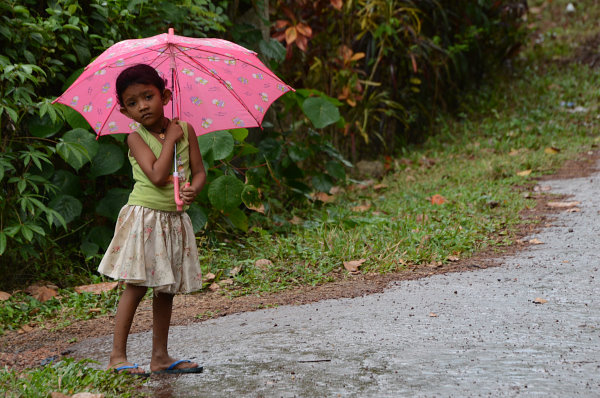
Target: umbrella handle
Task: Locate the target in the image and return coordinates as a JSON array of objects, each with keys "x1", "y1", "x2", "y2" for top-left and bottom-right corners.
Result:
[{"x1": 174, "y1": 173, "x2": 185, "y2": 211}]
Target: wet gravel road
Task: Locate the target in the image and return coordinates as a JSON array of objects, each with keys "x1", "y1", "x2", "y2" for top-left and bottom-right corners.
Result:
[{"x1": 72, "y1": 172, "x2": 600, "y2": 397}]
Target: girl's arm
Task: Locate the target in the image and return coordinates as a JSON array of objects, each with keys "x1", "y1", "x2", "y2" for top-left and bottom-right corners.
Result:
[
  {"x1": 127, "y1": 121, "x2": 184, "y2": 186},
  {"x1": 180, "y1": 123, "x2": 206, "y2": 205}
]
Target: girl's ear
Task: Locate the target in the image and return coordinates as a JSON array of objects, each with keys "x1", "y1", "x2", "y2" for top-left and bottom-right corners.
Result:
[
  {"x1": 119, "y1": 107, "x2": 131, "y2": 118},
  {"x1": 162, "y1": 89, "x2": 172, "y2": 105}
]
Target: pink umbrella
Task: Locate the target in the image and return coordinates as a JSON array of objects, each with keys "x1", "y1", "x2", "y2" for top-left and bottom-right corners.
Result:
[{"x1": 54, "y1": 28, "x2": 293, "y2": 210}]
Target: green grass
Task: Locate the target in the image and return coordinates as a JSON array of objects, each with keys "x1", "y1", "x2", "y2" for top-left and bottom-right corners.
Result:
[{"x1": 0, "y1": 358, "x2": 146, "y2": 397}]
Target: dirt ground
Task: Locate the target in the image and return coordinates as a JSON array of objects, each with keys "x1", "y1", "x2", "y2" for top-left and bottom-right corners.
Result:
[{"x1": 1, "y1": 148, "x2": 598, "y2": 372}]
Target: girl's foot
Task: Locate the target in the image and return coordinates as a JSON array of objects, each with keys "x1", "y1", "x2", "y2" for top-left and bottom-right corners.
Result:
[
  {"x1": 109, "y1": 361, "x2": 148, "y2": 375},
  {"x1": 150, "y1": 356, "x2": 202, "y2": 373}
]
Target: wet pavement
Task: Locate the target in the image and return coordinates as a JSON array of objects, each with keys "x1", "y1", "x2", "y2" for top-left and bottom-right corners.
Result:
[{"x1": 72, "y1": 172, "x2": 600, "y2": 397}]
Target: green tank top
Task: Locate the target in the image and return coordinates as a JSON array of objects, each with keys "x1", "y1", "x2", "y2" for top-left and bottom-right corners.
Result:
[{"x1": 127, "y1": 121, "x2": 191, "y2": 212}]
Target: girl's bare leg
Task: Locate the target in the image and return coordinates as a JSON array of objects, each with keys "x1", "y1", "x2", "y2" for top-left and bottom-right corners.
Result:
[
  {"x1": 150, "y1": 292, "x2": 199, "y2": 371},
  {"x1": 108, "y1": 283, "x2": 148, "y2": 374}
]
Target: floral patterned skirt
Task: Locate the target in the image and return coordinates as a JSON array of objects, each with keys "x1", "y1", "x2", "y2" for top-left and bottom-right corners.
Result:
[{"x1": 98, "y1": 205, "x2": 202, "y2": 294}]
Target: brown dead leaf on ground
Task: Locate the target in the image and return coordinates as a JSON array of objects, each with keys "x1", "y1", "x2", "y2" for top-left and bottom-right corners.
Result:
[
  {"x1": 517, "y1": 169, "x2": 532, "y2": 176},
  {"x1": 544, "y1": 146, "x2": 560, "y2": 155},
  {"x1": 219, "y1": 279, "x2": 234, "y2": 286},
  {"x1": 343, "y1": 259, "x2": 366, "y2": 275},
  {"x1": 533, "y1": 297, "x2": 548, "y2": 304},
  {"x1": 430, "y1": 194, "x2": 446, "y2": 205},
  {"x1": 203, "y1": 272, "x2": 216, "y2": 282},
  {"x1": 255, "y1": 259, "x2": 273, "y2": 270},
  {"x1": 566, "y1": 207, "x2": 581, "y2": 213},
  {"x1": 329, "y1": 186, "x2": 344, "y2": 195},
  {"x1": 547, "y1": 201, "x2": 580, "y2": 208},
  {"x1": 373, "y1": 183, "x2": 388, "y2": 190},
  {"x1": 351, "y1": 203, "x2": 372, "y2": 212},
  {"x1": 446, "y1": 255, "x2": 460, "y2": 262},
  {"x1": 229, "y1": 266, "x2": 242, "y2": 277},
  {"x1": 74, "y1": 282, "x2": 118, "y2": 295},
  {"x1": 311, "y1": 192, "x2": 335, "y2": 203},
  {"x1": 529, "y1": 238, "x2": 544, "y2": 245},
  {"x1": 209, "y1": 283, "x2": 220, "y2": 292},
  {"x1": 429, "y1": 312, "x2": 438, "y2": 317},
  {"x1": 289, "y1": 215, "x2": 304, "y2": 225},
  {"x1": 0, "y1": 291, "x2": 11, "y2": 301},
  {"x1": 27, "y1": 286, "x2": 58, "y2": 303}
]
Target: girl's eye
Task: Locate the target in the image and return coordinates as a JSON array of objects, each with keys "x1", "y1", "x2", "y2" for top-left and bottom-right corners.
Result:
[
  {"x1": 127, "y1": 102, "x2": 135, "y2": 107},
  {"x1": 146, "y1": 95, "x2": 153, "y2": 100}
]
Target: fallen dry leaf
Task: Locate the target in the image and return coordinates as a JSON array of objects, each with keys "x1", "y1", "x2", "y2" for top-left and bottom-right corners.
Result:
[
  {"x1": 289, "y1": 215, "x2": 304, "y2": 225},
  {"x1": 533, "y1": 185, "x2": 552, "y2": 192},
  {"x1": 74, "y1": 282, "x2": 118, "y2": 295},
  {"x1": 430, "y1": 194, "x2": 446, "y2": 205},
  {"x1": 208, "y1": 283, "x2": 220, "y2": 292},
  {"x1": 508, "y1": 149, "x2": 520, "y2": 156},
  {"x1": 533, "y1": 297, "x2": 548, "y2": 304},
  {"x1": 311, "y1": 192, "x2": 335, "y2": 203},
  {"x1": 29, "y1": 286, "x2": 58, "y2": 303},
  {"x1": 219, "y1": 279, "x2": 234, "y2": 286},
  {"x1": 72, "y1": 393, "x2": 105, "y2": 398},
  {"x1": 254, "y1": 259, "x2": 273, "y2": 270},
  {"x1": 51, "y1": 393, "x2": 70, "y2": 398},
  {"x1": 329, "y1": 186, "x2": 344, "y2": 195},
  {"x1": 0, "y1": 291, "x2": 11, "y2": 301},
  {"x1": 373, "y1": 183, "x2": 388, "y2": 190},
  {"x1": 351, "y1": 203, "x2": 372, "y2": 212},
  {"x1": 204, "y1": 272, "x2": 216, "y2": 282},
  {"x1": 517, "y1": 169, "x2": 532, "y2": 177},
  {"x1": 566, "y1": 207, "x2": 581, "y2": 213},
  {"x1": 429, "y1": 312, "x2": 438, "y2": 317},
  {"x1": 544, "y1": 146, "x2": 560, "y2": 155},
  {"x1": 446, "y1": 255, "x2": 460, "y2": 262},
  {"x1": 529, "y1": 238, "x2": 544, "y2": 245},
  {"x1": 343, "y1": 259, "x2": 366, "y2": 275},
  {"x1": 547, "y1": 201, "x2": 580, "y2": 208},
  {"x1": 229, "y1": 266, "x2": 242, "y2": 277}
]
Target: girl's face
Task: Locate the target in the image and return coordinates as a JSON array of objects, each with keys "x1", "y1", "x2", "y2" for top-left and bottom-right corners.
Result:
[{"x1": 119, "y1": 83, "x2": 171, "y2": 128}]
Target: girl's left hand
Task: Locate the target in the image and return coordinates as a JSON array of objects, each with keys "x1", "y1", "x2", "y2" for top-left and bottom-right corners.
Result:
[{"x1": 180, "y1": 183, "x2": 197, "y2": 206}]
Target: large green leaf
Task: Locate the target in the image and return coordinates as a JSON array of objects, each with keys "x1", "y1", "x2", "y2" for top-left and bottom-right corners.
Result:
[
  {"x1": 95, "y1": 188, "x2": 130, "y2": 221},
  {"x1": 48, "y1": 194, "x2": 82, "y2": 225},
  {"x1": 225, "y1": 207, "x2": 248, "y2": 232},
  {"x1": 230, "y1": 128, "x2": 249, "y2": 142},
  {"x1": 60, "y1": 104, "x2": 91, "y2": 130},
  {"x1": 326, "y1": 160, "x2": 346, "y2": 180},
  {"x1": 187, "y1": 203, "x2": 208, "y2": 233},
  {"x1": 241, "y1": 184, "x2": 261, "y2": 209},
  {"x1": 89, "y1": 143, "x2": 125, "y2": 177},
  {"x1": 312, "y1": 173, "x2": 334, "y2": 193},
  {"x1": 51, "y1": 170, "x2": 81, "y2": 197},
  {"x1": 301, "y1": 97, "x2": 340, "y2": 129},
  {"x1": 86, "y1": 225, "x2": 114, "y2": 251},
  {"x1": 56, "y1": 128, "x2": 99, "y2": 171},
  {"x1": 197, "y1": 130, "x2": 234, "y2": 161},
  {"x1": 27, "y1": 113, "x2": 64, "y2": 138},
  {"x1": 208, "y1": 175, "x2": 244, "y2": 211}
]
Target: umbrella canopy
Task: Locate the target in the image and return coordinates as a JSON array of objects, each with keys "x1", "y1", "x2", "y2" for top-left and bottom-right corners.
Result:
[{"x1": 54, "y1": 28, "x2": 293, "y2": 137}]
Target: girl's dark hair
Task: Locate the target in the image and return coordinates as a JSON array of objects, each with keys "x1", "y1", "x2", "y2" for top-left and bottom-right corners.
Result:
[{"x1": 116, "y1": 64, "x2": 167, "y2": 106}]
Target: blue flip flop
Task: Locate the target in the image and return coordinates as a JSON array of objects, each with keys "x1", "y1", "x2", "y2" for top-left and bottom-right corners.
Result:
[
  {"x1": 153, "y1": 359, "x2": 203, "y2": 375},
  {"x1": 113, "y1": 363, "x2": 149, "y2": 377}
]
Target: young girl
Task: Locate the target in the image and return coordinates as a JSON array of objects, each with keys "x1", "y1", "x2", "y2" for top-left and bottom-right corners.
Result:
[{"x1": 98, "y1": 63, "x2": 205, "y2": 375}]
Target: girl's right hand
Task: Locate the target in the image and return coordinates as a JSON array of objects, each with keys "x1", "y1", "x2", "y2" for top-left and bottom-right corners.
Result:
[{"x1": 165, "y1": 119, "x2": 184, "y2": 143}]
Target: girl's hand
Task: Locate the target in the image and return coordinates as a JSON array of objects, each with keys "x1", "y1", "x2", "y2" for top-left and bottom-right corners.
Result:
[
  {"x1": 165, "y1": 119, "x2": 184, "y2": 143},
  {"x1": 180, "y1": 183, "x2": 197, "y2": 206}
]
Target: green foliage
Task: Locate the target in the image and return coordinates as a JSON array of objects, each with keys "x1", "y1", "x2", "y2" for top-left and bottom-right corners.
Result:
[
  {"x1": 0, "y1": 288, "x2": 120, "y2": 334},
  {"x1": 0, "y1": 358, "x2": 145, "y2": 397},
  {"x1": 0, "y1": 0, "x2": 228, "y2": 288}
]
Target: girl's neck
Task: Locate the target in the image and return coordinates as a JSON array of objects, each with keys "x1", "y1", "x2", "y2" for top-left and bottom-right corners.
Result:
[{"x1": 144, "y1": 117, "x2": 169, "y2": 139}]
